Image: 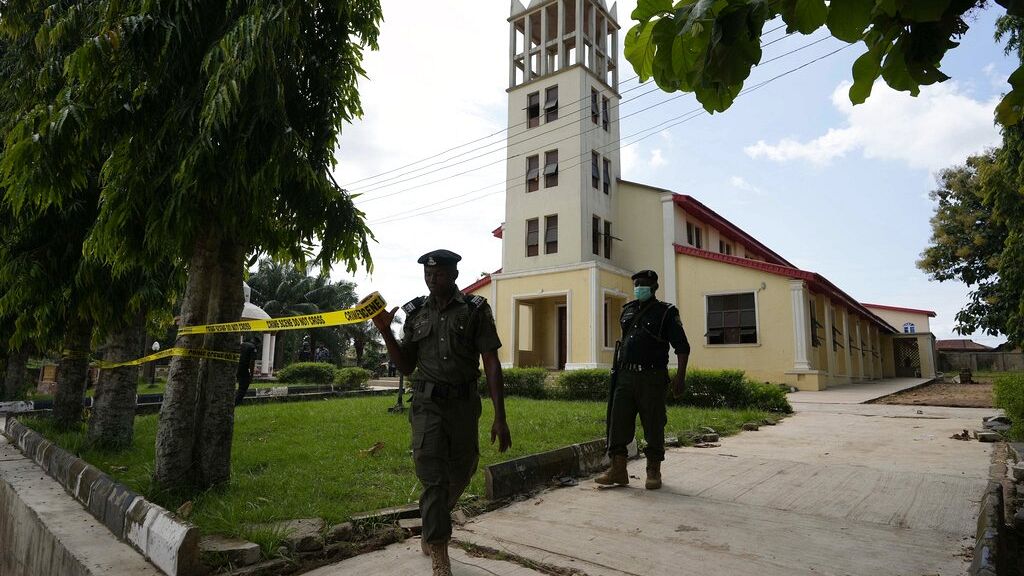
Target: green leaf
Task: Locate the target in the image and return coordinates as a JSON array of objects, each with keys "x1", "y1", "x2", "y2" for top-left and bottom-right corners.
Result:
[
  {"x1": 631, "y1": 0, "x2": 674, "y2": 21},
  {"x1": 880, "y1": 39, "x2": 921, "y2": 95},
  {"x1": 849, "y1": 47, "x2": 883, "y2": 104},
  {"x1": 898, "y1": 0, "x2": 952, "y2": 22},
  {"x1": 826, "y1": 0, "x2": 875, "y2": 42},
  {"x1": 995, "y1": 66, "x2": 1024, "y2": 126},
  {"x1": 624, "y1": 22, "x2": 658, "y2": 81},
  {"x1": 781, "y1": 0, "x2": 828, "y2": 34}
]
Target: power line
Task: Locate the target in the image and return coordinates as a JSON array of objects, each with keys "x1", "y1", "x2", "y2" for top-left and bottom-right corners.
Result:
[
  {"x1": 371, "y1": 41, "x2": 852, "y2": 226},
  {"x1": 356, "y1": 33, "x2": 838, "y2": 205},
  {"x1": 340, "y1": 23, "x2": 792, "y2": 190}
]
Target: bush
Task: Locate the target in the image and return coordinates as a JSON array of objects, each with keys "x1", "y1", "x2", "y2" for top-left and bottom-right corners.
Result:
[
  {"x1": 554, "y1": 369, "x2": 611, "y2": 401},
  {"x1": 275, "y1": 362, "x2": 336, "y2": 384},
  {"x1": 335, "y1": 367, "x2": 373, "y2": 390},
  {"x1": 477, "y1": 367, "x2": 549, "y2": 398},
  {"x1": 995, "y1": 373, "x2": 1024, "y2": 440}
]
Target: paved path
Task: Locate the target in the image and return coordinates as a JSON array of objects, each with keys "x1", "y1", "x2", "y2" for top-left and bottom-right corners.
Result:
[{"x1": 318, "y1": 379, "x2": 996, "y2": 576}]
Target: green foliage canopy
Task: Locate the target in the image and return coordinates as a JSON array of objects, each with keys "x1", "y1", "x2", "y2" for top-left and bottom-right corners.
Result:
[{"x1": 625, "y1": 0, "x2": 1024, "y2": 125}]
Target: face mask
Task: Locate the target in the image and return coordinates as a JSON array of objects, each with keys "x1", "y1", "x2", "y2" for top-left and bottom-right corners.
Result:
[{"x1": 634, "y1": 286, "x2": 653, "y2": 301}]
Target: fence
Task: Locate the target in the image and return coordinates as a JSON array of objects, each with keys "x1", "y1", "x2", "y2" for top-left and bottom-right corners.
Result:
[{"x1": 937, "y1": 351, "x2": 1024, "y2": 373}]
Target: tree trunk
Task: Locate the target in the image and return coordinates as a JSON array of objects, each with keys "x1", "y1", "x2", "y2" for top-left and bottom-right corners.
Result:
[
  {"x1": 354, "y1": 338, "x2": 365, "y2": 367},
  {"x1": 88, "y1": 311, "x2": 145, "y2": 449},
  {"x1": 2, "y1": 348, "x2": 29, "y2": 400},
  {"x1": 53, "y1": 318, "x2": 93, "y2": 431},
  {"x1": 194, "y1": 235, "x2": 244, "y2": 487},
  {"x1": 154, "y1": 230, "x2": 245, "y2": 492},
  {"x1": 154, "y1": 231, "x2": 217, "y2": 491}
]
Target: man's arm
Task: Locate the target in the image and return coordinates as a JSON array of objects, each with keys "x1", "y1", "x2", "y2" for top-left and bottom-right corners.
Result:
[
  {"x1": 482, "y1": 350, "x2": 511, "y2": 452},
  {"x1": 673, "y1": 353, "x2": 689, "y2": 397}
]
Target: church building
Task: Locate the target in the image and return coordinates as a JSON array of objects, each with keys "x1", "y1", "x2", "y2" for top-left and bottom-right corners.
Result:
[{"x1": 462, "y1": 0, "x2": 937, "y2": 390}]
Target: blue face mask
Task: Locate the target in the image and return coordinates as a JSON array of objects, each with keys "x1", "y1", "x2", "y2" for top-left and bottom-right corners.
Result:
[{"x1": 634, "y1": 286, "x2": 653, "y2": 301}]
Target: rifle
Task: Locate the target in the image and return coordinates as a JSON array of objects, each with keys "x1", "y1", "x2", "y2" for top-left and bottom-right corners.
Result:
[{"x1": 605, "y1": 339, "x2": 621, "y2": 448}]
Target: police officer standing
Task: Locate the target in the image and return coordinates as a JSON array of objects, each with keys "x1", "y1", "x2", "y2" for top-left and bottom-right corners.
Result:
[
  {"x1": 368, "y1": 249, "x2": 512, "y2": 576},
  {"x1": 596, "y1": 269, "x2": 689, "y2": 490}
]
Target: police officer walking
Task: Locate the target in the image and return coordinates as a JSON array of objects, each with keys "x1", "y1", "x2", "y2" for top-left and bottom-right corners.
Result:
[
  {"x1": 596, "y1": 269, "x2": 689, "y2": 490},
  {"x1": 368, "y1": 249, "x2": 512, "y2": 576}
]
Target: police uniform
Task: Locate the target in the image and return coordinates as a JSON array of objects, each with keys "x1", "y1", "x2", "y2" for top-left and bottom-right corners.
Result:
[
  {"x1": 607, "y1": 270, "x2": 690, "y2": 463},
  {"x1": 400, "y1": 250, "x2": 501, "y2": 546}
]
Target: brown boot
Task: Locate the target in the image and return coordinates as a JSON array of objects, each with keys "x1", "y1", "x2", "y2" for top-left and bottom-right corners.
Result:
[
  {"x1": 645, "y1": 460, "x2": 662, "y2": 490},
  {"x1": 594, "y1": 454, "x2": 629, "y2": 486},
  {"x1": 429, "y1": 541, "x2": 452, "y2": 576}
]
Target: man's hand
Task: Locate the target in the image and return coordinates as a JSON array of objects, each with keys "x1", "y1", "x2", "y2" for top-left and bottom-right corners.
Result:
[
  {"x1": 490, "y1": 417, "x2": 512, "y2": 453},
  {"x1": 363, "y1": 294, "x2": 396, "y2": 333},
  {"x1": 671, "y1": 372, "x2": 686, "y2": 400}
]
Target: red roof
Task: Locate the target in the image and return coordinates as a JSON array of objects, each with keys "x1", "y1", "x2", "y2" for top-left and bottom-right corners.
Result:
[
  {"x1": 674, "y1": 244, "x2": 897, "y2": 333},
  {"x1": 861, "y1": 303, "x2": 937, "y2": 318},
  {"x1": 492, "y1": 225, "x2": 503, "y2": 239},
  {"x1": 936, "y1": 339, "x2": 992, "y2": 351},
  {"x1": 461, "y1": 269, "x2": 501, "y2": 294},
  {"x1": 672, "y1": 194, "x2": 794, "y2": 267}
]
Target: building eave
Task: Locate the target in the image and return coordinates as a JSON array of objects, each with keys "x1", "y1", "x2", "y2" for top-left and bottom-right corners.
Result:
[
  {"x1": 674, "y1": 244, "x2": 897, "y2": 333},
  {"x1": 861, "y1": 303, "x2": 937, "y2": 318}
]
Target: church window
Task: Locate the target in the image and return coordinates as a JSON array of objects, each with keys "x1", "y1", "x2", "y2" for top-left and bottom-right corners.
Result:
[
  {"x1": 526, "y1": 218, "x2": 539, "y2": 257},
  {"x1": 706, "y1": 292, "x2": 757, "y2": 345},
  {"x1": 602, "y1": 158, "x2": 611, "y2": 194},
  {"x1": 545, "y1": 214, "x2": 558, "y2": 254},
  {"x1": 592, "y1": 152, "x2": 600, "y2": 188},
  {"x1": 544, "y1": 86, "x2": 558, "y2": 122},
  {"x1": 527, "y1": 92, "x2": 540, "y2": 128},
  {"x1": 604, "y1": 220, "x2": 612, "y2": 258},
  {"x1": 903, "y1": 322, "x2": 916, "y2": 334},
  {"x1": 526, "y1": 155, "x2": 539, "y2": 192},
  {"x1": 544, "y1": 150, "x2": 558, "y2": 187},
  {"x1": 602, "y1": 96, "x2": 610, "y2": 130},
  {"x1": 591, "y1": 89, "x2": 599, "y2": 124}
]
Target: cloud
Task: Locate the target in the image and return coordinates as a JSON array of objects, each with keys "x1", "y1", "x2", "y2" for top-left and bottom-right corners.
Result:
[
  {"x1": 729, "y1": 176, "x2": 764, "y2": 195},
  {"x1": 744, "y1": 81, "x2": 1001, "y2": 173},
  {"x1": 620, "y1": 142, "x2": 640, "y2": 176},
  {"x1": 649, "y1": 148, "x2": 666, "y2": 168}
]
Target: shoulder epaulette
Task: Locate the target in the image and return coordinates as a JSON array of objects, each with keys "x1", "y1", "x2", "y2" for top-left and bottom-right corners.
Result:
[
  {"x1": 468, "y1": 294, "x2": 486, "y2": 307},
  {"x1": 402, "y1": 296, "x2": 426, "y2": 315}
]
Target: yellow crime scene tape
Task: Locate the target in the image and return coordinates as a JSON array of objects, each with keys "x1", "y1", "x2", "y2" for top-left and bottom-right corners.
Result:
[
  {"x1": 91, "y1": 292, "x2": 387, "y2": 368},
  {"x1": 177, "y1": 291, "x2": 387, "y2": 336},
  {"x1": 94, "y1": 347, "x2": 241, "y2": 369}
]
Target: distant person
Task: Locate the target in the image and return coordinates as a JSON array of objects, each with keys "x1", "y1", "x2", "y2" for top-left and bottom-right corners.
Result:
[
  {"x1": 365, "y1": 249, "x2": 511, "y2": 576},
  {"x1": 315, "y1": 345, "x2": 329, "y2": 363},
  {"x1": 596, "y1": 269, "x2": 690, "y2": 490},
  {"x1": 387, "y1": 359, "x2": 396, "y2": 377},
  {"x1": 234, "y1": 337, "x2": 258, "y2": 407}
]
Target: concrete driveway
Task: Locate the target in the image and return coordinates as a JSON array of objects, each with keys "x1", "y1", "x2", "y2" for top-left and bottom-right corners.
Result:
[{"x1": 316, "y1": 378, "x2": 995, "y2": 575}]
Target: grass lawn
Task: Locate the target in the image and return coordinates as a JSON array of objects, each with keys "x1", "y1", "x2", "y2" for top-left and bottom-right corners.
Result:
[
  {"x1": 25, "y1": 395, "x2": 774, "y2": 551},
  {"x1": 26, "y1": 378, "x2": 285, "y2": 401}
]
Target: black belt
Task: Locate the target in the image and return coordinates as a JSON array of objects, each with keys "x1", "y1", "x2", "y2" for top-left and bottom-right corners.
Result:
[
  {"x1": 619, "y1": 362, "x2": 665, "y2": 373},
  {"x1": 412, "y1": 380, "x2": 477, "y2": 399}
]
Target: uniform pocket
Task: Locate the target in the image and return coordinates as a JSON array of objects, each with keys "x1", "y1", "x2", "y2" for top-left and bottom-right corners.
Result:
[
  {"x1": 409, "y1": 399, "x2": 426, "y2": 450},
  {"x1": 412, "y1": 321, "x2": 432, "y2": 342}
]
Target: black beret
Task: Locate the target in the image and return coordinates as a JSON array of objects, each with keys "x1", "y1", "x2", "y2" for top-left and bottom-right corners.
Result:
[
  {"x1": 417, "y1": 249, "x2": 462, "y2": 267},
  {"x1": 631, "y1": 269, "x2": 658, "y2": 282}
]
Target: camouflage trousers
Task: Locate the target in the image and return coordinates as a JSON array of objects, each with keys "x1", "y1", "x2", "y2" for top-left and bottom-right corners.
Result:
[
  {"x1": 607, "y1": 368, "x2": 668, "y2": 461},
  {"x1": 409, "y1": 392, "x2": 481, "y2": 544}
]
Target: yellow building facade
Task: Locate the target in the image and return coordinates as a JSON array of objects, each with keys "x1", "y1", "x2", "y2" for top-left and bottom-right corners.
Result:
[{"x1": 462, "y1": 0, "x2": 936, "y2": 390}]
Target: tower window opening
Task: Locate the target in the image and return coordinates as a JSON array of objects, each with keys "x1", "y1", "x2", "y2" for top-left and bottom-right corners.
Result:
[
  {"x1": 526, "y1": 155, "x2": 539, "y2": 192},
  {"x1": 591, "y1": 89, "x2": 599, "y2": 124},
  {"x1": 602, "y1": 158, "x2": 610, "y2": 195},
  {"x1": 544, "y1": 86, "x2": 558, "y2": 122},
  {"x1": 545, "y1": 214, "x2": 559, "y2": 254},
  {"x1": 544, "y1": 150, "x2": 558, "y2": 188},
  {"x1": 591, "y1": 152, "x2": 600, "y2": 188},
  {"x1": 527, "y1": 91, "x2": 540, "y2": 128},
  {"x1": 601, "y1": 96, "x2": 609, "y2": 131},
  {"x1": 526, "y1": 218, "x2": 539, "y2": 257},
  {"x1": 592, "y1": 216, "x2": 601, "y2": 255},
  {"x1": 604, "y1": 220, "x2": 612, "y2": 258}
]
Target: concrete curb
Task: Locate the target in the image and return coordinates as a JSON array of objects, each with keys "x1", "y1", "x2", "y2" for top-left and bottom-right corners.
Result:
[
  {"x1": 3, "y1": 418, "x2": 200, "y2": 576},
  {"x1": 484, "y1": 438, "x2": 636, "y2": 500},
  {"x1": 969, "y1": 444, "x2": 1006, "y2": 576}
]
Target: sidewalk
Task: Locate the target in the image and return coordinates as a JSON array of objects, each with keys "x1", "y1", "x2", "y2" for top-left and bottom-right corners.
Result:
[{"x1": 317, "y1": 378, "x2": 995, "y2": 575}]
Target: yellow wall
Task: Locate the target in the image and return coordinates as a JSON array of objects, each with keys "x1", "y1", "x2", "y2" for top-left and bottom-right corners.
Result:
[
  {"x1": 675, "y1": 253, "x2": 795, "y2": 384},
  {"x1": 615, "y1": 181, "x2": 667, "y2": 277}
]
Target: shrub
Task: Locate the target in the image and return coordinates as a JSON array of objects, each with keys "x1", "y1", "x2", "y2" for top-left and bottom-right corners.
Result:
[
  {"x1": 275, "y1": 362, "x2": 336, "y2": 384},
  {"x1": 994, "y1": 373, "x2": 1024, "y2": 440},
  {"x1": 477, "y1": 367, "x2": 549, "y2": 398},
  {"x1": 554, "y1": 369, "x2": 611, "y2": 401},
  {"x1": 335, "y1": 367, "x2": 373, "y2": 390}
]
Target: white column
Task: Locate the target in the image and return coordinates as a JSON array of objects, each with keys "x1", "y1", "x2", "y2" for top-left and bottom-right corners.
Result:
[
  {"x1": 540, "y1": 7, "x2": 548, "y2": 75},
  {"x1": 576, "y1": 0, "x2": 584, "y2": 67},
  {"x1": 823, "y1": 299, "x2": 836, "y2": 379},
  {"x1": 261, "y1": 333, "x2": 272, "y2": 375},
  {"x1": 841, "y1": 311, "x2": 852, "y2": 378},
  {"x1": 610, "y1": 3, "x2": 619, "y2": 90},
  {"x1": 855, "y1": 320, "x2": 865, "y2": 379},
  {"x1": 509, "y1": 19, "x2": 518, "y2": 88},
  {"x1": 789, "y1": 280, "x2": 812, "y2": 371},
  {"x1": 557, "y1": 0, "x2": 565, "y2": 68},
  {"x1": 600, "y1": 14, "x2": 608, "y2": 80},
  {"x1": 524, "y1": 14, "x2": 532, "y2": 83},
  {"x1": 590, "y1": 265, "x2": 599, "y2": 365},
  {"x1": 588, "y1": 2, "x2": 597, "y2": 69},
  {"x1": 661, "y1": 194, "x2": 677, "y2": 306},
  {"x1": 268, "y1": 333, "x2": 277, "y2": 375}
]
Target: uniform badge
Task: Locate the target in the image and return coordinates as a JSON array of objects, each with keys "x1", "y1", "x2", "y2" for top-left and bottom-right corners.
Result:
[{"x1": 426, "y1": 256, "x2": 436, "y2": 265}]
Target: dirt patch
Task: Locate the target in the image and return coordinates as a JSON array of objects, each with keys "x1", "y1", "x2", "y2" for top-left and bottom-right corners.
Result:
[{"x1": 874, "y1": 380, "x2": 993, "y2": 408}]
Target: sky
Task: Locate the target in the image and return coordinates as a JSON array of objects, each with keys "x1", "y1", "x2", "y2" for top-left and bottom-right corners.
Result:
[{"x1": 326, "y1": 1, "x2": 1014, "y2": 347}]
